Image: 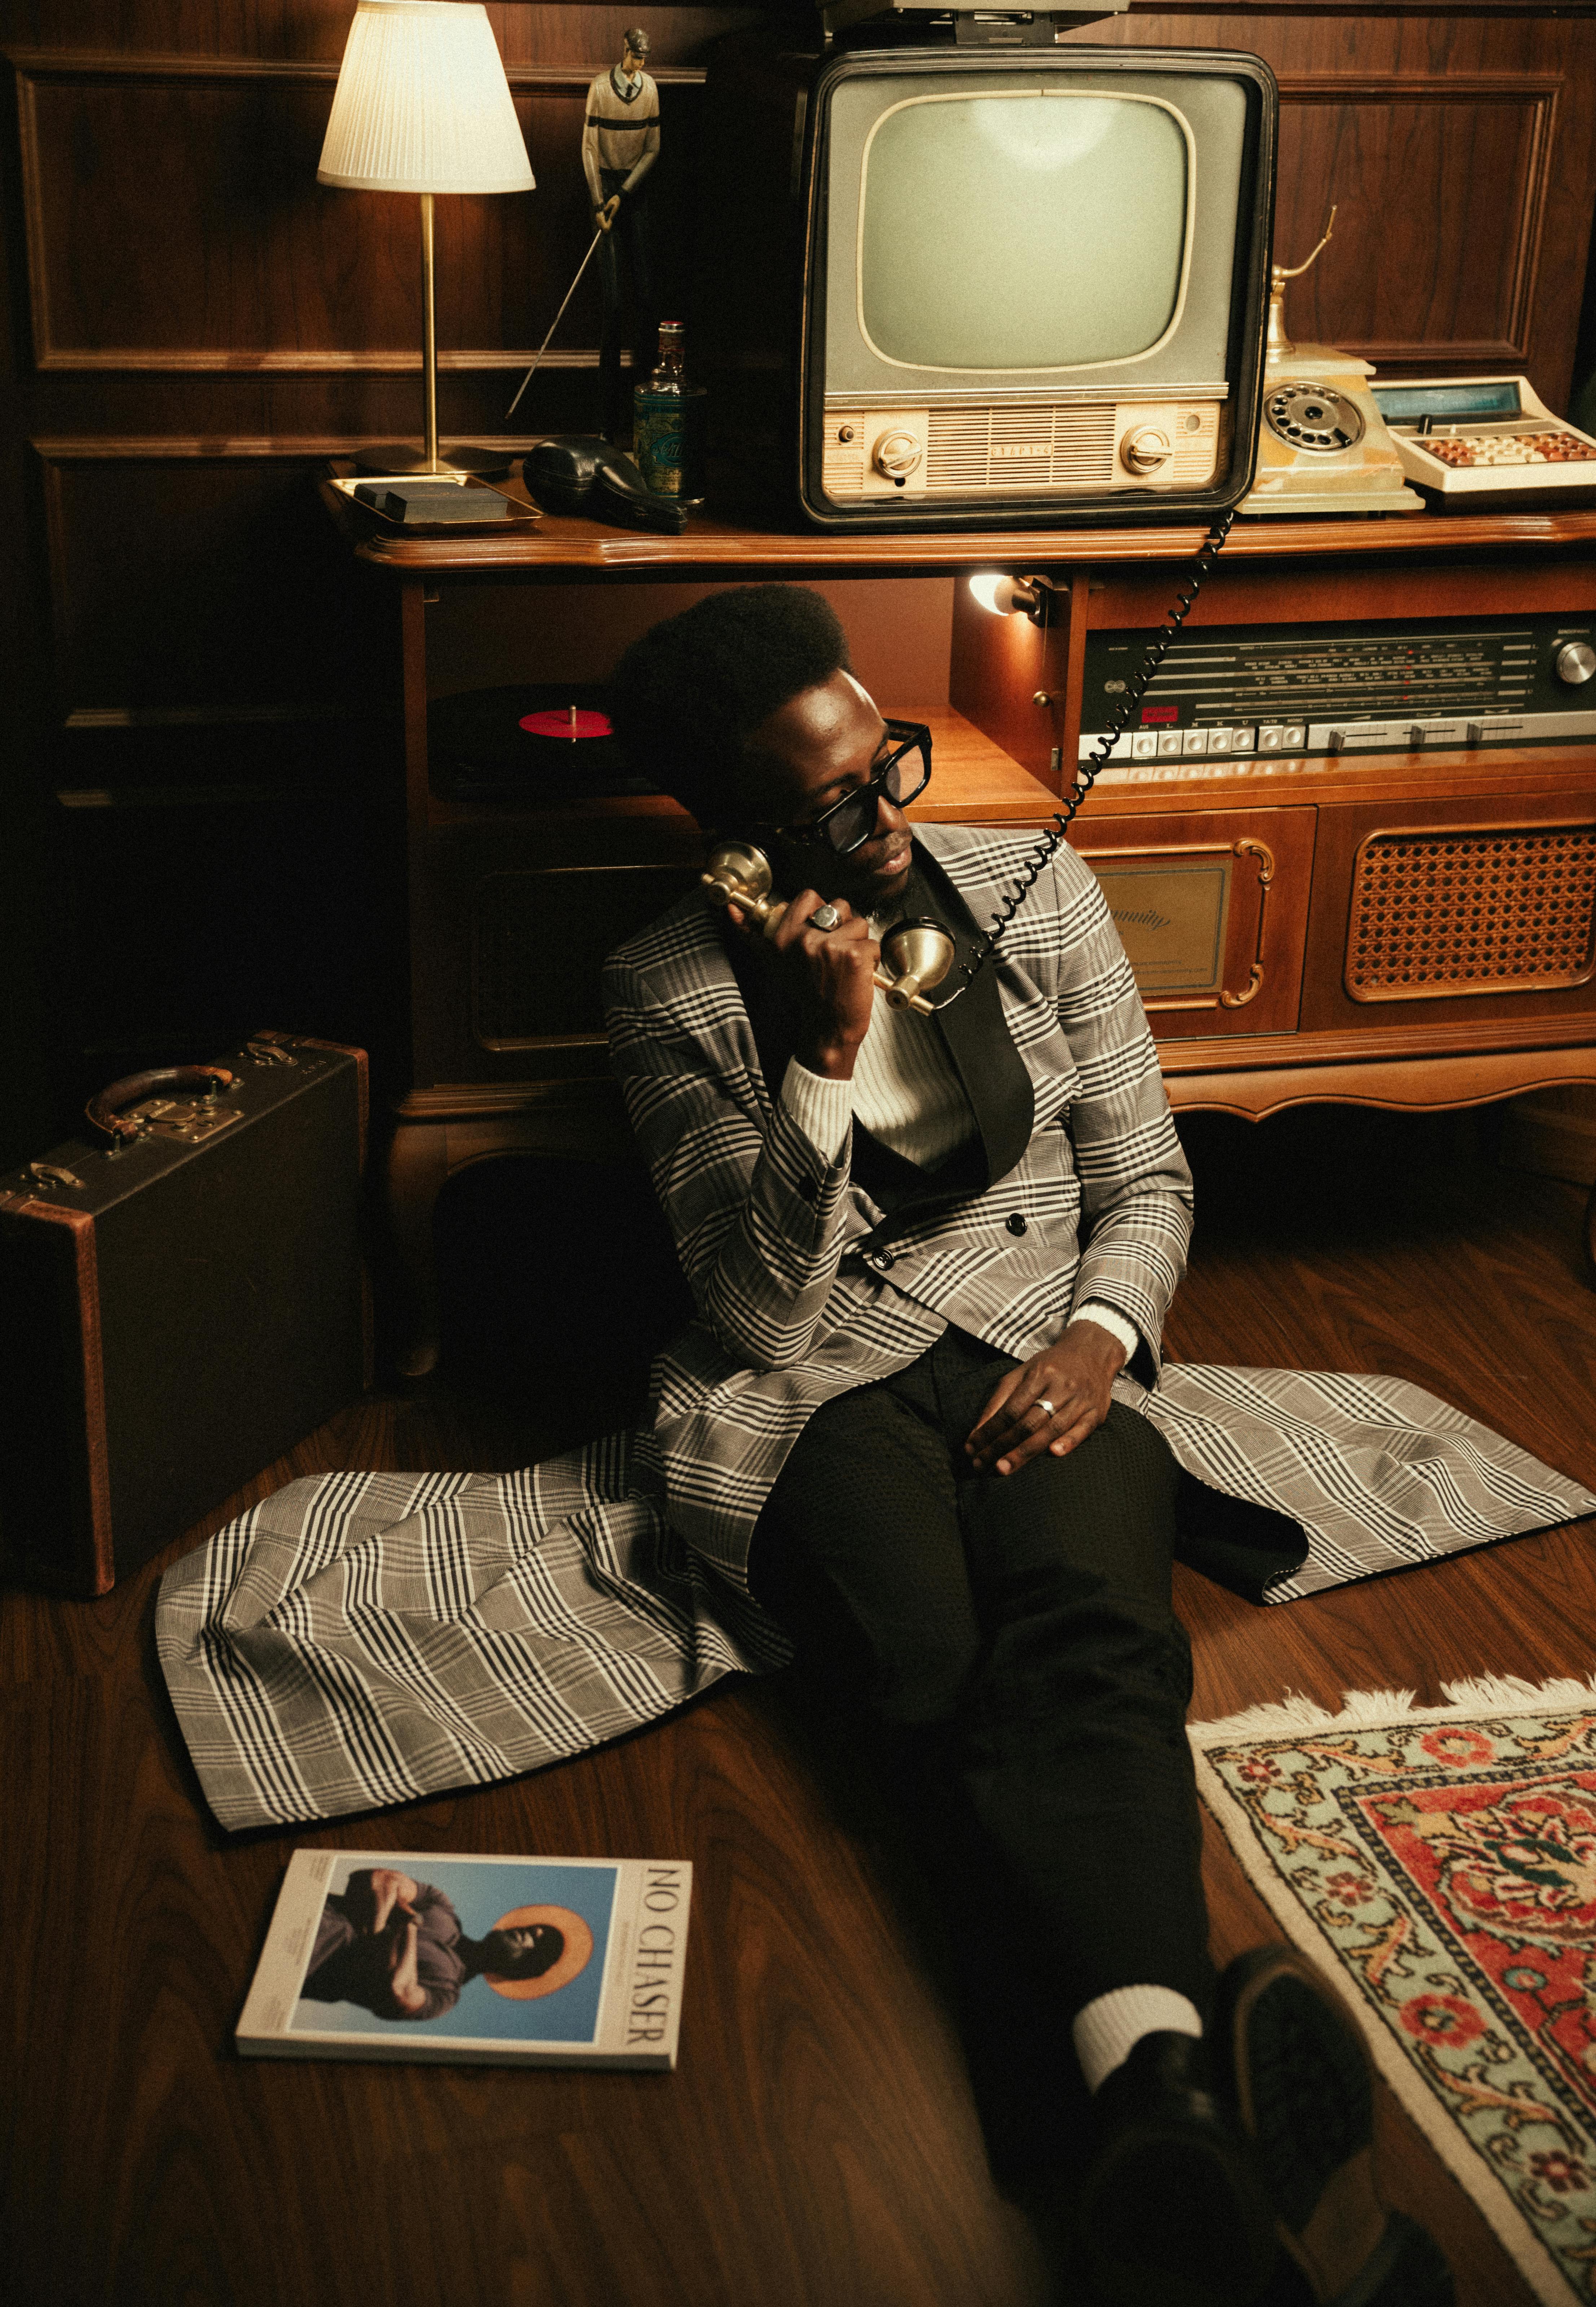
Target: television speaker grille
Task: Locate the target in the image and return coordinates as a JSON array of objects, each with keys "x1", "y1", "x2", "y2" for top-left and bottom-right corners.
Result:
[
  {"x1": 927, "y1": 405, "x2": 1116, "y2": 491},
  {"x1": 821, "y1": 402, "x2": 1220, "y2": 497},
  {"x1": 1344, "y1": 826, "x2": 1596, "y2": 1002}
]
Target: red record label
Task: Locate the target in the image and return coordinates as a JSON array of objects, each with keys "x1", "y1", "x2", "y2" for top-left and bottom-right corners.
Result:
[{"x1": 519, "y1": 707, "x2": 614, "y2": 741}]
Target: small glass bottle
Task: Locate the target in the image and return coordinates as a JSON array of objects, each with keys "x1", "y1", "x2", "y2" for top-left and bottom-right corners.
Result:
[{"x1": 633, "y1": 322, "x2": 704, "y2": 500}]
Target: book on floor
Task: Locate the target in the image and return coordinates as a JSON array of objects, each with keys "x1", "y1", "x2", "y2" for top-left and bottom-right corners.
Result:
[{"x1": 237, "y1": 1847, "x2": 691, "y2": 2069}]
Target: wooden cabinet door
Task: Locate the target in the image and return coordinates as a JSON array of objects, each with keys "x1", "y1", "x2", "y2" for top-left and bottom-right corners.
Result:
[{"x1": 1070, "y1": 807, "x2": 1316, "y2": 1040}]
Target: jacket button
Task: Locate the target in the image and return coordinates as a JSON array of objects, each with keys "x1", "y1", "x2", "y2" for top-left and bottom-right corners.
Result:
[
  {"x1": 1006, "y1": 1212, "x2": 1028, "y2": 1236},
  {"x1": 795, "y1": 1175, "x2": 818, "y2": 1204},
  {"x1": 869, "y1": 1250, "x2": 897, "y2": 1271}
]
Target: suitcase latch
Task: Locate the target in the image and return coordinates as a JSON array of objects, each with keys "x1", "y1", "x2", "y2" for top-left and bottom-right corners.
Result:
[
  {"x1": 125, "y1": 1097, "x2": 243, "y2": 1145},
  {"x1": 27, "y1": 1162, "x2": 84, "y2": 1192}
]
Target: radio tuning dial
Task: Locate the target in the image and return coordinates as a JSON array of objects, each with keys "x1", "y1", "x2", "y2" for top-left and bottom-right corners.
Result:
[
  {"x1": 1554, "y1": 640, "x2": 1596, "y2": 686},
  {"x1": 1121, "y1": 426, "x2": 1172, "y2": 477},
  {"x1": 873, "y1": 430, "x2": 923, "y2": 481}
]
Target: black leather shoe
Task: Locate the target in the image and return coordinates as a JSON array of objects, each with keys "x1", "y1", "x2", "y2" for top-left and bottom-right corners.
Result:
[
  {"x1": 1076, "y1": 2029, "x2": 1281, "y2": 2307},
  {"x1": 1214, "y1": 1947, "x2": 1456, "y2": 2307}
]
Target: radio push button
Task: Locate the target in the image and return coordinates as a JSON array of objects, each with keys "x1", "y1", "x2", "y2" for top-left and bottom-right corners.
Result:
[
  {"x1": 1131, "y1": 732, "x2": 1159, "y2": 760},
  {"x1": 1157, "y1": 731, "x2": 1184, "y2": 758},
  {"x1": 1182, "y1": 729, "x2": 1209, "y2": 755}
]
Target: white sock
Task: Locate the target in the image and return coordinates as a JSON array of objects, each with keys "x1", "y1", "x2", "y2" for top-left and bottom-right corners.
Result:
[{"x1": 1072, "y1": 1984, "x2": 1205, "y2": 2093}]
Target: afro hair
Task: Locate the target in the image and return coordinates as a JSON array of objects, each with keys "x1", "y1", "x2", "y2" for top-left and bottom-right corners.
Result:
[{"x1": 607, "y1": 584, "x2": 853, "y2": 827}]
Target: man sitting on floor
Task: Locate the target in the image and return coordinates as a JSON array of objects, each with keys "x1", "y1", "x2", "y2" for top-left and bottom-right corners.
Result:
[{"x1": 603, "y1": 583, "x2": 1452, "y2": 2307}]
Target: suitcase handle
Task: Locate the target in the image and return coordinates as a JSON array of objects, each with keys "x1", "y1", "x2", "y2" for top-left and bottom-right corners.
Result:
[{"x1": 85, "y1": 1065, "x2": 235, "y2": 1145}]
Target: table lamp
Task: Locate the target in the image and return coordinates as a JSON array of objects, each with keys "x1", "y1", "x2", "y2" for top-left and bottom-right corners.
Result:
[{"x1": 318, "y1": 0, "x2": 535, "y2": 476}]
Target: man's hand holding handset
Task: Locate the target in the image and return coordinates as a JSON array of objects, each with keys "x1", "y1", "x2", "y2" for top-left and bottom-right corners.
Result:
[{"x1": 726, "y1": 889, "x2": 879, "y2": 1081}]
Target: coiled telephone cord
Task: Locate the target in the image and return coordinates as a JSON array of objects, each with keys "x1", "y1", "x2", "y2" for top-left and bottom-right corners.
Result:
[{"x1": 948, "y1": 506, "x2": 1237, "y2": 1000}]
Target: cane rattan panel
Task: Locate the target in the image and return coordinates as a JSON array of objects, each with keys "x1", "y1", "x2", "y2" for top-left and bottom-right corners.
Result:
[{"x1": 1345, "y1": 824, "x2": 1596, "y2": 1003}]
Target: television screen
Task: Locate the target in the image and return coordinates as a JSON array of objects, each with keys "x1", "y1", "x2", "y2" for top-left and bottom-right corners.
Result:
[
  {"x1": 823, "y1": 65, "x2": 1252, "y2": 406},
  {"x1": 859, "y1": 92, "x2": 1191, "y2": 373}
]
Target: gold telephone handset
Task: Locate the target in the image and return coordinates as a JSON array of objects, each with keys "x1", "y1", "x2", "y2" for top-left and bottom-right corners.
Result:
[{"x1": 701, "y1": 839, "x2": 956, "y2": 1015}]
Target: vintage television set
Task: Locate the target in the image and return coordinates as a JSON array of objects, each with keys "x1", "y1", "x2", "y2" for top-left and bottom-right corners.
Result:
[{"x1": 698, "y1": 25, "x2": 1278, "y2": 530}]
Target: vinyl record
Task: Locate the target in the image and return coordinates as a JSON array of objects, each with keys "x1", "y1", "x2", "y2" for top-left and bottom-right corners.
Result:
[{"x1": 428, "y1": 684, "x2": 655, "y2": 800}]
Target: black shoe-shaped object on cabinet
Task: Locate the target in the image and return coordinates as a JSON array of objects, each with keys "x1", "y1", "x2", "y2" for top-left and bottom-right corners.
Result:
[
  {"x1": 522, "y1": 436, "x2": 690, "y2": 534},
  {"x1": 1215, "y1": 1946, "x2": 1456, "y2": 2307},
  {"x1": 1076, "y1": 2029, "x2": 1281, "y2": 2307}
]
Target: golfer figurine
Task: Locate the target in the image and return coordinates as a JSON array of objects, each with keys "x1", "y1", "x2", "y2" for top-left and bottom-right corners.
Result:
[{"x1": 583, "y1": 27, "x2": 660, "y2": 445}]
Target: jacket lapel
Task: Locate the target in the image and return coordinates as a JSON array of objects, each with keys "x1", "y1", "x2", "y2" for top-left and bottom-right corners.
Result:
[{"x1": 905, "y1": 843, "x2": 1034, "y2": 1189}]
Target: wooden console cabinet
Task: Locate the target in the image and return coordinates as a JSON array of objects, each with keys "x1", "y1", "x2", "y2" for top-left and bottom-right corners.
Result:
[{"x1": 322, "y1": 486, "x2": 1596, "y2": 1373}]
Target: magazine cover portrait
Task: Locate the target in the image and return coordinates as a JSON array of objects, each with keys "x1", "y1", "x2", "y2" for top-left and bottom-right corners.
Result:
[{"x1": 292, "y1": 1854, "x2": 619, "y2": 2045}]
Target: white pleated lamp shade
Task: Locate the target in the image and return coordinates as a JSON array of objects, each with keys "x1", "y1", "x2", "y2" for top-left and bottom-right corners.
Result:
[{"x1": 318, "y1": 1, "x2": 535, "y2": 196}]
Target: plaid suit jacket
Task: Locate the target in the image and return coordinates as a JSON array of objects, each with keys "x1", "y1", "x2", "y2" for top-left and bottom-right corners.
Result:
[
  {"x1": 155, "y1": 827, "x2": 1594, "y2": 1830},
  {"x1": 603, "y1": 824, "x2": 1194, "y2": 1589}
]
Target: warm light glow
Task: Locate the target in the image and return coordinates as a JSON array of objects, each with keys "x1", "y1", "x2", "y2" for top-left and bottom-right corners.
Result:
[
  {"x1": 968, "y1": 572, "x2": 1041, "y2": 619},
  {"x1": 318, "y1": 1, "x2": 536, "y2": 196}
]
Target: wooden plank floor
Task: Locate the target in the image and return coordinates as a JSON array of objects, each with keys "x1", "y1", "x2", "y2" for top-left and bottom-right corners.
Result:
[{"x1": 4, "y1": 1108, "x2": 1593, "y2": 2307}]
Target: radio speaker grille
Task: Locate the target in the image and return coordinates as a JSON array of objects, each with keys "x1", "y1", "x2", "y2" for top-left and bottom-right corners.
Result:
[{"x1": 1345, "y1": 826, "x2": 1596, "y2": 1002}]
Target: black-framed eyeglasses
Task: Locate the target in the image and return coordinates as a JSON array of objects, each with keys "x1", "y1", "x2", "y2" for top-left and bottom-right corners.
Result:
[{"x1": 773, "y1": 721, "x2": 933, "y2": 856}]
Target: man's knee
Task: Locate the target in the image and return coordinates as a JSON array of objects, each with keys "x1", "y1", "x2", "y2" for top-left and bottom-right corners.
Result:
[{"x1": 976, "y1": 1561, "x2": 1195, "y2": 1733}]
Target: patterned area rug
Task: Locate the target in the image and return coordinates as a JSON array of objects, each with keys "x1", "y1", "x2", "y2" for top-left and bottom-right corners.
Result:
[{"x1": 1193, "y1": 1677, "x2": 1596, "y2": 2305}]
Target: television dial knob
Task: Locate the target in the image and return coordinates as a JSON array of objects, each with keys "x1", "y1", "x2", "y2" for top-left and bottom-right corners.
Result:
[
  {"x1": 1121, "y1": 426, "x2": 1173, "y2": 476},
  {"x1": 873, "y1": 430, "x2": 923, "y2": 481},
  {"x1": 1554, "y1": 640, "x2": 1596, "y2": 686}
]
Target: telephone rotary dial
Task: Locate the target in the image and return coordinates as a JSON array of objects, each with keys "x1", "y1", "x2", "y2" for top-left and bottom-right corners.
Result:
[{"x1": 702, "y1": 841, "x2": 955, "y2": 1015}]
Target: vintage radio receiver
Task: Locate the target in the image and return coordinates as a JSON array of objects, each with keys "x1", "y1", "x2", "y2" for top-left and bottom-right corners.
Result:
[
  {"x1": 1077, "y1": 611, "x2": 1596, "y2": 773},
  {"x1": 1369, "y1": 377, "x2": 1596, "y2": 504}
]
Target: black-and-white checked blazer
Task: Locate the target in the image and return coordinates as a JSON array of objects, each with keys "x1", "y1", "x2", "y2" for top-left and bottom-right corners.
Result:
[
  {"x1": 155, "y1": 826, "x2": 1593, "y2": 1831},
  {"x1": 606, "y1": 824, "x2": 1193, "y2": 1592}
]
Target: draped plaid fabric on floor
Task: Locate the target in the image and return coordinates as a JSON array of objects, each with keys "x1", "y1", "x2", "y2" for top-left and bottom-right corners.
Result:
[
  {"x1": 156, "y1": 1438, "x2": 791, "y2": 1833},
  {"x1": 1135, "y1": 1367, "x2": 1594, "y2": 1602},
  {"x1": 157, "y1": 1368, "x2": 1593, "y2": 1834}
]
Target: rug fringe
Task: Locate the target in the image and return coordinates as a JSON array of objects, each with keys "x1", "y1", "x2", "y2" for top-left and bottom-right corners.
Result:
[{"x1": 1190, "y1": 1670, "x2": 1596, "y2": 1746}]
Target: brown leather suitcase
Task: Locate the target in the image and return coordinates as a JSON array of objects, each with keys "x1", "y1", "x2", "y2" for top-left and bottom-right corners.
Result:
[{"x1": 0, "y1": 1031, "x2": 369, "y2": 1595}]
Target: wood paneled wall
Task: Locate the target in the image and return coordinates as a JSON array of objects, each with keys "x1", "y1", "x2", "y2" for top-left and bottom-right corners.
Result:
[{"x1": 4, "y1": 0, "x2": 1596, "y2": 1137}]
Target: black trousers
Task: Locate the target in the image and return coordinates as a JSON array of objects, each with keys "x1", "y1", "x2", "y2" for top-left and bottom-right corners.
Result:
[
  {"x1": 747, "y1": 1326, "x2": 1212, "y2": 2022},
  {"x1": 595, "y1": 170, "x2": 656, "y2": 443}
]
